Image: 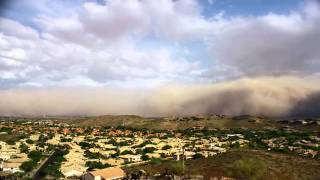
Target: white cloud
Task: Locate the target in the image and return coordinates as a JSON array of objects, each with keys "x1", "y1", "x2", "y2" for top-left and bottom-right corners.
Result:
[
  {"x1": 0, "y1": 18, "x2": 39, "y2": 40},
  {"x1": 36, "y1": 0, "x2": 215, "y2": 44},
  {"x1": 1, "y1": 0, "x2": 320, "y2": 89},
  {"x1": 0, "y1": 12, "x2": 200, "y2": 88},
  {"x1": 81, "y1": 0, "x2": 149, "y2": 39},
  {"x1": 208, "y1": 1, "x2": 320, "y2": 77}
]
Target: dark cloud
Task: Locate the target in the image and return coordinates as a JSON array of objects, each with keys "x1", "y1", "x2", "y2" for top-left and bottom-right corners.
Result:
[
  {"x1": 0, "y1": 0, "x2": 11, "y2": 16},
  {"x1": 290, "y1": 92, "x2": 320, "y2": 117},
  {"x1": 0, "y1": 77, "x2": 319, "y2": 117}
]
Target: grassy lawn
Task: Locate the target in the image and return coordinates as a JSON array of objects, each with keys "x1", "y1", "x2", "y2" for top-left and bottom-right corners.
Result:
[{"x1": 124, "y1": 149, "x2": 320, "y2": 180}]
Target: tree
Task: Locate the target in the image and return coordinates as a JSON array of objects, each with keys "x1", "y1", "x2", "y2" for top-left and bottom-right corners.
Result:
[
  {"x1": 26, "y1": 139, "x2": 34, "y2": 144},
  {"x1": 162, "y1": 145, "x2": 172, "y2": 150},
  {"x1": 230, "y1": 142, "x2": 240, "y2": 149},
  {"x1": 79, "y1": 141, "x2": 94, "y2": 149},
  {"x1": 0, "y1": 127, "x2": 12, "y2": 134},
  {"x1": 118, "y1": 141, "x2": 130, "y2": 146},
  {"x1": 20, "y1": 161, "x2": 36, "y2": 172},
  {"x1": 84, "y1": 150, "x2": 102, "y2": 159},
  {"x1": 6, "y1": 139, "x2": 16, "y2": 145},
  {"x1": 120, "y1": 150, "x2": 134, "y2": 155},
  {"x1": 19, "y1": 143, "x2": 29, "y2": 153},
  {"x1": 60, "y1": 138, "x2": 72, "y2": 142},
  {"x1": 85, "y1": 161, "x2": 111, "y2": 170},
  {"x1": 28, "y1": 150, "x2": 42, "y2": 162},
  {"x1": 143, "y1": 147, "x2": 156, "y2": 154},
  {"x1": 141, "y1": 154, "x2": 149, "y2": 161},
  {"x1": 193, "y1": 153, "x2": 204, "y2": 159},
  {"x1": 107, "y1": 139, "x2": 118, "y2": 146}
]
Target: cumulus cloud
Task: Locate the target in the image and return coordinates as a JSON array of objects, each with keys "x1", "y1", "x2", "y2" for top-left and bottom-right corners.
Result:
[
  {"x1": 35, "y1": 0, "x2": 213, "y2": 45},
  {"x1": 2, "y1": 0, "x2": 320, "y2": 88},
  {"x1": 0, "y1": 76, "x2": 319, "y2": 117},
  {"x1": 1, "y1": 0, "x2": 209, "y2": 88},
  {"x1": 0, "y1": 18, "x2": 39, "y2": 40}
]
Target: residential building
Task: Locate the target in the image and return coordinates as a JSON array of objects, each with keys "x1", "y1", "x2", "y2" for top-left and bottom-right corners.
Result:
[{"x1": 82, "y1": 167, "x2": 126, "y2": 180}]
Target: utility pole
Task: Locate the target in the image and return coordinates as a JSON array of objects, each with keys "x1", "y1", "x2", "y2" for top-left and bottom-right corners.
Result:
[{"x1": 182, "y1": 146, "x2": 185, "y2": 174}]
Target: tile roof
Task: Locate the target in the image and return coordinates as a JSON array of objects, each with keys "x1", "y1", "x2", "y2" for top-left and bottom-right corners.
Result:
[{"x1": 89, "y1": 167, "x2": 126, "y2": 179}]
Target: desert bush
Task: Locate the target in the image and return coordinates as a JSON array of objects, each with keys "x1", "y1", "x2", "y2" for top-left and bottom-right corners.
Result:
[{"x1": 227, "y1": 158, "x2": 267, "y2": 180}]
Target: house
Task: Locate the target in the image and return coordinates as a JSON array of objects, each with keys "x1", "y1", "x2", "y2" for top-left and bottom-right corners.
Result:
[
  {"x1": 61, "y1": 144, "x2": 87, "y2": 178},
  {"x1": 119, "y1": 146, "x2": 133, "y2": 154},
  {"x1": 184, "y1": 151, "x2": 196, "y2": 160},
  {"x1": 0, "y1": 141, "x2": 7, "y2": 149},
  {"x1": 213, "y1": 147, "x2": 226, "y2": 153},
  {"x1": 0, "y1": 154, "x2": 10, "y2": 161},
  {"x1": 2, "y1": 162, "x2": 23, "y2": 173},
  {"x1": 100, "y1": 150, "x2": 116, "y2": 158},
  {"x1": 63, "y1": 169, "x2": 84, "y2": 178},
  {"x1": 155, "y1": 150, "x2": 170, "y2": 157},
  {"x1": 146, "y1": 152, "x2": 161, "y2": 159},
  {"x1": 82, "y1": 167, "x2": 126, "y2": 180},
  {"x1": 119, "y1": 154, "x2": 141, "y2": 163},
  {"x1": 200, "y1": 151, "x2": 217, "y2": 158},
  {"x1": 174, "y1": 151, "x2": 195, "y2": 161},
  {"x1": 29, "y1": 134, "x2": 40, "y2": 141},
  {"x1": 6, "y1": 153, "x2": 28, "y2": 164},
  {"x1": 89, "y1": 148, "x2": 100, "y2": 153}
]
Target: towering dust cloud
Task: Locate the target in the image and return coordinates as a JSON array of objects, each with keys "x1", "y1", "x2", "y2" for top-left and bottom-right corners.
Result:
[{"x1": 0, "y1": 76, "x2": 319, "y2": 117}]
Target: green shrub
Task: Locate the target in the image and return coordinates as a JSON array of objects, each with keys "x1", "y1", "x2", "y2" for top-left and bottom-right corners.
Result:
[
  {"x1": 19, "y1": 143, "x2": 29, "y2": 153},
  {"x1": 143, "y1": 147, "x2": 156, "y2": 154},
  {"x1": 120, "y1": 150, "x2": 134, "y2": 155},
  {"x1": 141, "y1": 154, "x2": 149, "y2": 161},
  {"x1": 150, "y1": 158, "x2": 162, "y2": 165},
  {"x1": 169, "y1": 162, "x2": 184, "y2": 175},
  {"x1": 20, "y1": 161, "x2": 36, "y2": 172},
  {"x1": 162, "y1": 145, "x2": 172, "y2": 150},
  {"x1": 193, "y1": 153, "x2": 205, "y2": 159},
  {"x1": 6, "y1": 139, "x2": 16, "y2": 145},
  {"x1": 230, "y1": 142, "x2": 240, "y2": 149},
  {"x1": 28, "y1": 150, "x2": 42, "y2": 162},
  {"x1": 26, "y1": 139, "x2": 34, "y2": 144},
  {"x1": 85, "y1": 161, "x2": 111, "y2": 170},
  {"x1": 227, "y1": 158, "x2": 267, "y2": 180}
]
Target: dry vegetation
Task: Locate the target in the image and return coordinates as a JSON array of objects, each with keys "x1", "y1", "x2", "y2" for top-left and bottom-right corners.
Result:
[
  {"x1": 59, "y1": 115, "x2": 282, "y2": 130},
  {"x1": 125, "y1": 149, "x2": 320, "y2": 180},
  {"x1": 56, "y1": 114, "x2": 320, "y2": 132}
]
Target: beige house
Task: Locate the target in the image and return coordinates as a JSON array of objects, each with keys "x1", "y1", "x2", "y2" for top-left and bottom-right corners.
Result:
[
  {"x1": 146, "y1": 152, "x2": 161, "y2": 159},
  {"x1": 100, "y1": 150, "x2": 116, "y2": 158},
  {"x1": 82, "y1": 167, "x2": 126, "y2": 180},
  {"x1": 2, "y1": 162, "x2": 23, "y2": 173},
  {"x1": 119, "y1": 154, "x2": 141, "y2": 163}
]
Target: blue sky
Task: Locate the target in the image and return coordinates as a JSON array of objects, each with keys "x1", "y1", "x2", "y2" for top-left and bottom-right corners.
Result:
[
  {"x1": 1, "y1": 0, "x2": 304, "y2": 33},
  {"x1": 203, "y1": 0, "x2": 302, "y2": 16}
]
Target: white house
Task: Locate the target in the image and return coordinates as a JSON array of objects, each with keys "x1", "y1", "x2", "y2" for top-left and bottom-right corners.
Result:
[
  {"x1": 2, "y1": 162, "x2": 23, "y2": 173},
  {"x1": 119, "y1": 154, "x2": 141, "y2": 163}
]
